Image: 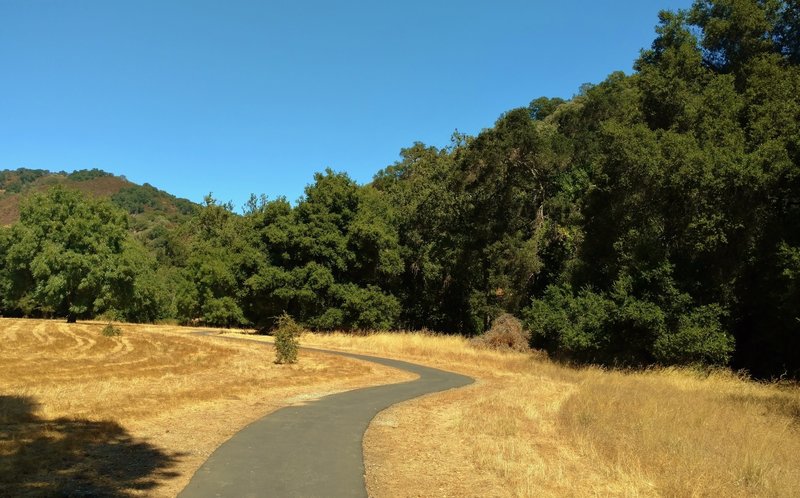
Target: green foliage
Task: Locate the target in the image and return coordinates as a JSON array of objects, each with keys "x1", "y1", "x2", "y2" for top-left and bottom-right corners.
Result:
[
  {"x1": 67, "y1": 169, "x2": 113, "y2": 182},
  {"x1": 273, "y1": 312, "x2": 302, "y2": 364},
  {"x1": 524, "y1": 284, "x2": 734, "y2": 367},
  {"x1": 525, "y1": 286, "x2": 613, "y2": 362},
  {"x1": 528, "y1": 96, "x2": 566, "y2": 121},
  {"x1": 112, "y1": 184, "x2": 159, "y2": 214},
  {"x1": 242, "y1": 170, "x2": 403, "y2": 331},
  {"x1": 652, "y1": 305, "x2": 733, "y2": 365},
  {"x1": 173, "y1": 197, "x2": 198, "y2": 216},
  {"x1": 2, "y1": 0, "x2": 799, "y2": 378},
  {"x1": 101, "y1": 323, "x2": 122, "y2": 337},
  {"x1": 0, "y1": 168, "x2": 52, "y2": 194},
  {"x1": 2, "y1": 187, "x2": 134, "y2": 321},
  {"x1": 333, "y1": 283, "x2": 401, "y2": 331},
  {"x1": 166, "y1": 195, "x2": 251, "y2": 328},
  {"x1": 202, "y1": 297, "x2": 247, "y2": 328}
]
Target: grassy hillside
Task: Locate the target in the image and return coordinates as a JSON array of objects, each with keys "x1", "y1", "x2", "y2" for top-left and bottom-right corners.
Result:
[
  {"x1": 0, "y1": 168, "x2": 196, "y2": 226},
  {"x1": 256, "y1": 331, "x2": 800, "y2": 497},
  {"x1": 2, "y1": 318, "x2": 798, "y2": 496},
  {"x1": 0, "y1": 318, "x2": 410, "y2": 497}
]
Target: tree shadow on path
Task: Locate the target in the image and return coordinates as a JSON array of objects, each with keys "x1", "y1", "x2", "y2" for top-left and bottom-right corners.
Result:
[{"x1": 0, "y1": 395, "x2": 184, "y2": 497}]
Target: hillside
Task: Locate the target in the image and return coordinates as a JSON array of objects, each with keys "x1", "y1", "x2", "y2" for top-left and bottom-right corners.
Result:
[
  {"x1": 287, "y1": 330, "x2": 800, "y2": 497},
  {"x1": 1, "y1": 0, "x2": 799, "y2": 379},
  {"x1": 0, "y1": 168, "x2": 196, "y2": 226},
  {"x1": 0, "y1": 318, "x2": 408, "y2": 496}
]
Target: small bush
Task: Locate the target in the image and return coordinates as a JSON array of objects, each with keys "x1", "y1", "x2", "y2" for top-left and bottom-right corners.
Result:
[
  {"x1": 471, "y1": 313, "x2": 531, "y2": 353},
  {"x1": 201, "y1": 297, "x2": 247, "y2": 328},
  {"x1": 274, "y1": 312, "x2": 302, "y2": 364},
  {"x1": 101, "y1": 323, "x2": 122, "y2": 337}
]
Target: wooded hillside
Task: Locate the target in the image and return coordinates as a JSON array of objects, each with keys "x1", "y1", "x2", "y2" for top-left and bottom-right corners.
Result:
[{"x1": 1, "y1": 0, "x2": 798, "y2": 378}]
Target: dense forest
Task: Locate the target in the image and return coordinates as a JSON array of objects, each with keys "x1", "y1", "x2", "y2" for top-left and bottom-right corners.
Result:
[{"x1": 1, "y1": 0, "x2": 799, "y2": 378}]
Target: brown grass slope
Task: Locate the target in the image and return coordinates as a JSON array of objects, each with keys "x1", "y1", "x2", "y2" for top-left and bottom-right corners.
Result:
[
  {"x1": 0, "y1": 319, "x2": 413, "y2": 497},
  {"x1": 0, "y1": 174, "x2": 134, "y2": 225},
  {"x1": 281, "y1": 331, "x2": 800, "y2": 498},
  {"x1": 4, "y1": 317, "x2": 798, "y2": 497}
]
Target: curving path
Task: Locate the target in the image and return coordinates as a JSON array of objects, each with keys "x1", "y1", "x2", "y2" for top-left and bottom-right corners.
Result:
[{"x1": 178, "y1": 332, "x2": 474, "y2": 498}]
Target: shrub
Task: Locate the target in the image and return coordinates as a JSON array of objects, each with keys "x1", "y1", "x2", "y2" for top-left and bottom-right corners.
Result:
[
  {"x1": 274, "y1": 312, "x2": 302, "y2": 364},
  {"x1": 524, "y1": 285, "x2": 615, "y2": 362},
  {"x1": 524, "y1": 283, "x2": 734, "y2": 367},
  {"x1": 67, "y1": 168, "x2": 113, "y2": 181},
  {"x1": 101, "y1": 323, "x2": 122, "y2": 337},
  {"x1": 336, "y1": 283, "x2": 401, "y2": 330},
  {"x1": 471, "y1": 313, "x2": 531, "y2": 353},
  {"x1": 111, "y1": 185, "x2": 159, "y2": 214},
  {"x1": 652, "y1": 304, "x2": 733, "y2": 365},
  {"x1": 201, "y1": 297, "x2": 247, "y2": 328}
]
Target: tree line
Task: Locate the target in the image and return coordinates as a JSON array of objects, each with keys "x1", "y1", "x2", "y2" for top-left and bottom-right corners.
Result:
[{"x1": 1, "y1": 0, "x2": 799, "y2": 378}]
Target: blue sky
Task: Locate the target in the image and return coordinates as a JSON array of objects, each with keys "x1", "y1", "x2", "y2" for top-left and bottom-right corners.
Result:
[{"x1": 1, "y1": 0, "x2": 693, "y2": 208}]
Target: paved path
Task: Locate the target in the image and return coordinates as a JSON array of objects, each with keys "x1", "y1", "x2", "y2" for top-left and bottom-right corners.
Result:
[{"x1": 178, "y1": 333, "x2": 474, "y2": 498}]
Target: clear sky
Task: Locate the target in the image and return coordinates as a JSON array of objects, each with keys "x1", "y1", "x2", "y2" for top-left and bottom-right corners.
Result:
[{"x1": 1, "y1": 0, "x2": 693, "y2": 208}]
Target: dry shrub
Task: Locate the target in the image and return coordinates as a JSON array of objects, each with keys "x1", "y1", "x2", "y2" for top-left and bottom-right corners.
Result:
[{"x1": 471, "y1": 313, "x2": 531, "y2": 353}]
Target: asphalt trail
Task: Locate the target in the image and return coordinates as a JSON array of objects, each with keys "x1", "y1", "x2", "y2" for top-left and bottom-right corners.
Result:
[{"x1": 178, "y1": 332, "x2": 474, "y2": 498}]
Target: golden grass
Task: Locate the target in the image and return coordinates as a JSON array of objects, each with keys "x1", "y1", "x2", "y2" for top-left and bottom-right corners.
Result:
[
  {"x1": 0, "y1": 319, "x2": 413, "y2": 497},
  {"x1": 560, "y1": 368, "x2": 800, "y2": 497},
  {"x1": 286, "y1": 331, "x2": 800, "y2": 497},
  {"x1": 4, "y1": 319, "x2": 798, "y2": 497}
]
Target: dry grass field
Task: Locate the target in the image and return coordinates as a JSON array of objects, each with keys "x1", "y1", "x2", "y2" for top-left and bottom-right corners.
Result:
[
  {"x1": 274, "y1": 331, "x2": 800, "y2": 498},
  {"x1": 3, "y1": 317, "x2": 799, "y2": 497},
  {"x1": 0, "y1": 318, "x2": 413, "y2": 497}
]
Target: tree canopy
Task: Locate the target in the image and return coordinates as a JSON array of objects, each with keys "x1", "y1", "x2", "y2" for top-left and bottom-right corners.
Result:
[
  {"x1": 0, "y1": 187, "x2": 160, "y2": 322},
  {"x1": 1, "y1": 0, "x2": 798, "y2": 378}
]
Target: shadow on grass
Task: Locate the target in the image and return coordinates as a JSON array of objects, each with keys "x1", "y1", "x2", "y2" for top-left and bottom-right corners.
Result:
[
  {"x1": 0, "y1": 395, "x2": 184, "y2": 497},
  {"x1": 727, "y1": 390, "x2": 800, "y2": 425}
]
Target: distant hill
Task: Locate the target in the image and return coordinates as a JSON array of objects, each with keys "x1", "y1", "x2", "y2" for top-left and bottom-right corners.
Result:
[{"x1": 0, "y1": 168, "x2": 197, "y2": 226}]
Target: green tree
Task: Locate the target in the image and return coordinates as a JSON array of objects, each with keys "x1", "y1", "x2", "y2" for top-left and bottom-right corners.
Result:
[
  {"x1": 244, "y1": 170, "x2": 402, "y2": 331},
  {"x1": 517, "y1": 0, "x2": 799, "y2": 374},
  {"x1": 372, "y1": 141, "x2": 465, "y2": 330},
  {"x1": 175, "y1": 195, "x2": 250, "y2": 327},
  {"x1": 3, "y1": 187, "x2": 136, "y2": 322}
]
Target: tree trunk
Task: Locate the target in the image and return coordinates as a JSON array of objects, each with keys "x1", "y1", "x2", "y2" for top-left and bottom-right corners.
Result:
[{"x1": 66, "y1": 313, "x2": 77, "y2": 323}]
